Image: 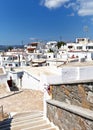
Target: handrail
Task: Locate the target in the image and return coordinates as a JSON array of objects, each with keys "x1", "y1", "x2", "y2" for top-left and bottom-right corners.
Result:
[{"x1": 0, "y1": 105, "x2": 4, "y2": 119}]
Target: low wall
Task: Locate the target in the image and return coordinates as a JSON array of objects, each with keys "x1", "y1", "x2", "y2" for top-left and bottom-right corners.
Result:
[
  {"x1": 46, "y1": 81, "x2": 93, "y2": 130},
  {"x1": 61, "y1": 66, "x2": 93, "y2": 83}
]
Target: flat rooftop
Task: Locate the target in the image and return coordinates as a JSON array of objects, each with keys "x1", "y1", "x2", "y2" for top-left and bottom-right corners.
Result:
[
  {"x1": 13, "y1": 66, "x2": 59, "y2": 78},
  {"x1": 59, "y1": 61, "x2": 93, "y2": 67}
]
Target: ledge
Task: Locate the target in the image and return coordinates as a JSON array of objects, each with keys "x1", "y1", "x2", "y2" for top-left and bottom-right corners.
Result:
[
  {"x1": 50, "y1": 79, "x2": 93, "y2": 85},
  {"x1": 47, "y1": 99, "x2": 93, "y2": 121}
]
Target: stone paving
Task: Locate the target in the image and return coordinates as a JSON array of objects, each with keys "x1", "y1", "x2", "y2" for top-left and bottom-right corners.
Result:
[{"x1": 0, "y1": 89, "x2": 44, "y2": 114}]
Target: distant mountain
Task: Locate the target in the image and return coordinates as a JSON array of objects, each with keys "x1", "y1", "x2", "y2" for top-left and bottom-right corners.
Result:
[
  {"x1": 0, "y1": 45, "x2": 24, "y2": 51},
  {"x1": 0, "y1": 45, "x2": 7, "y2": 51}
]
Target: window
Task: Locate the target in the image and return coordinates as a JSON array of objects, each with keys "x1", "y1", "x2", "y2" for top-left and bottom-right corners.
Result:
[
  {"x1": 86, "y1": 46, "x2": 93, "y2": 49},
  {"x1": 16, "y1": 64, "x2": 18, "y2": 67},
  {"x1": 9, "y1": 64, "x2": 12, "y2": 66},
  {"x1": 68, "y1": 46, "x2": 73, "y2": 49},
  {"x1": 77, "y1": 46, "x2": 82, "y2": 50}
]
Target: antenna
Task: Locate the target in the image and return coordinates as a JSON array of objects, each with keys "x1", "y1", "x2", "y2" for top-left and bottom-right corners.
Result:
[{"x1": 83, "y1": 25, "x2": 89, "y2": 38}]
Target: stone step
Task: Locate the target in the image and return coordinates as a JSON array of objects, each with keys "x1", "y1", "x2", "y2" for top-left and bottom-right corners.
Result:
[
  {"x1": 12, "y1": 117, "x2": 44, "y2": 125},
  {"x1": 12, "y1": 112, "x2": 44, "y2": 122},
  {"x1": 40, "y1": 122, "x2": 59, "y2": 130},
  {"x1": 22, "y1": 123, "x2": 52, "y2": 130},
  {"x1": 40, "y1": 126, "x2": 58, "y2": 130},
  {"x1": 0, "y1": 117, "x2": 44, "y2": 128},
  {"x1": 11, "y1": 119, "x2": 48, "y2": 130},
  {"x1": 0, "y1": 111, "x2": 59, "y2": 130},
  {"x1": 13, "y1": 111, "x2": 43, "y2": 119},
  {"x1": 0, "y1": 112, "x2": 44, "y2": 127},
  {"x1": 0, "y1": 121, "x2": 51, "y2": 130}
]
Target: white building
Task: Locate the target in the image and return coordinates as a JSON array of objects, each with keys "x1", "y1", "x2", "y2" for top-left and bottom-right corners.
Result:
[
  {"x1": 66, "y1": 38, "x2": 93, "y2": 52},
  {"x1": 45, "y1": 41, "x2": 58, "y2": 52},
  {"x1": 0, "y1": 66, "x2": 10, "y2": 92}
]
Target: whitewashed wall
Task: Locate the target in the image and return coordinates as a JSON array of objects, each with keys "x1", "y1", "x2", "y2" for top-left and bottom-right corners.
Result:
[
  {"x1": 0, "y1": 67, "x2": 7, "y2": 83},
  {"x1": 79, "y1": 66, "x2": 93, "y2": 80},
  {"x1": 62, "y1": 67, "x2": 79, "y2": 81},
  {"x1": 6, "y1": 66, "x2": 93, "y2": 90},
  {"x1": 46, "y1": 53, "x2": 55, "y2": 59},
  {"x1": 0, "y1": 67, "x2": 9, "y2": 91},
  {"x1": 7, "y1": 71, "x2": 24, "y2": 88},
  {"x1": 68, "y1": 52, "x2": 92, "y2": 61},
  {"x1": 43, "y1": 66, "x2": 93, "y2": 84},
  {"x1": 7, "y1": 72, "x2": 18, "y2": 82},
  {"x1": 61, "y1": 66, "x2": 93, "y2": 83},
  {"x1": 0, "y1": 74, "x2": 7, "y2": 84},
  {"x1": 22, "y1": 71, "x2": 40, "y2": 90}
]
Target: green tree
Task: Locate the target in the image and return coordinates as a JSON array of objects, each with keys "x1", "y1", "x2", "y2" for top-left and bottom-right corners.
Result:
[
  {"x1": 48, "y1": 48, "x2": 54, "y2": 53},
  {"x1": 56, "y1": 41, "x2": 66, "y2": 49},
  {"x1": 8, "y1": 46, "x2": 13, "y2": 51}
]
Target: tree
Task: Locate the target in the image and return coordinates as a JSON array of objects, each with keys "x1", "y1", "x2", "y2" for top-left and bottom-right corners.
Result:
[
  {"x1": 56, "y1": 41, "x2": 66, "y2": 49},
  {"x1": 8, "y1": 46, "x2": 13, "y2": 51},
  {"x1": 48, "y1": 48, "x2": 54, "y2": 53}
]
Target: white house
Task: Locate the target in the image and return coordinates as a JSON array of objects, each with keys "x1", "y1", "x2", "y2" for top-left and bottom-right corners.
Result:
[
  {"x1": 0, "y1": 66, "x2": 9, "y2": 91},
  {"x1": 45, "y1": 41, "x2": 58, "y2": 52}
]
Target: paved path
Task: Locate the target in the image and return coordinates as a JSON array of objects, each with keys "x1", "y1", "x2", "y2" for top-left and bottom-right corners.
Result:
[{"x1": 0, "y1": 89, "x2": 44, "y2": 114}]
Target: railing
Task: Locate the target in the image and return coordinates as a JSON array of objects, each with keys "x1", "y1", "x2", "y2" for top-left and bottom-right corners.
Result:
[{"x1": 0, "y1": 105, "x2": 4, "y2": 120}]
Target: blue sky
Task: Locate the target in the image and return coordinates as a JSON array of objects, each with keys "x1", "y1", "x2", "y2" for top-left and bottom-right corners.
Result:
[{"x1": 0, "y1": 0, "x2": 93, "y2": 45}]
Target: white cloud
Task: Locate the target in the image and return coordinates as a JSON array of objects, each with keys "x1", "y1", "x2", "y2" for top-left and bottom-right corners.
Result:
[
  {"x1": 41, "y1": 0, "x2": 70, "y2": 9},
  {"x1": 77, "y1": 0, "x2": 93, "y2": 16},
  {"x1": 64, "y1": 2, "x2": 79, "y2": 11},
  {"x1": 67, "y1": 13, "x2": 75, "y2": 16},
  {"x1": 64, "y1": 0, "x2": 93, "y2": 16},
  {"x1": 29, "y1": 37, "x2": 37, "y2": 41},
  {"x1": 41, "y1": 0, "x2": 93, "y2": 16}
]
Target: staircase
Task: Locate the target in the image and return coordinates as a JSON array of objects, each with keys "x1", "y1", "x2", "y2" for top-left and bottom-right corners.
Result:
[{"x1": 0, "y1": 111, "x2": 59, "y2": 130}]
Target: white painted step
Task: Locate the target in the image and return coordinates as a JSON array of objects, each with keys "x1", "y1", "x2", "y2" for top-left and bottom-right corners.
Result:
[
  {"x1": 11, "y1": 114, "x2": 43, "y2": 123},
  {"x1": 40, "y1": 126, "x2": 59, "y2": 130},
  {"x1": 0, "y1": 117, "x2": 44, "y2": 128},
  {"x1": 40, "y1": 127, "x2": 58, "y2": 130},
  {"x1": 0, "y1": 111, "x2": 59, "y2": 130},
  {"x1": 22, "y1": 123, "x2": 52, "y2": 130},
  {"x1": 11, "y1": 119, "x2": 49, "y2": 130}
]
